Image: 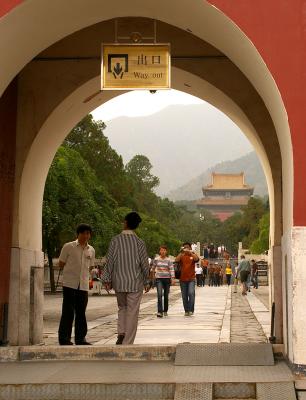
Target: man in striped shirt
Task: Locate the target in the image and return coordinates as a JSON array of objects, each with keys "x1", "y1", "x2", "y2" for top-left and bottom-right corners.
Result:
[{"x1": 103, "y1": 212, "x2": 150, "y2": 345}]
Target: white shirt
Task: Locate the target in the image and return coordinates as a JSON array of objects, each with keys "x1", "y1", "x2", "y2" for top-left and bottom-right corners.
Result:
[
  {"x1": 59, "y1": 240, "x2": 95, "y2": 291},
  {"x1": 195, "y1": 266, "x2": 203, "y2": 275}
]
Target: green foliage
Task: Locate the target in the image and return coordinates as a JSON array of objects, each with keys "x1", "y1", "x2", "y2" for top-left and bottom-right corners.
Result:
[
  {"x1": 216, "y1": 197, "x2": 269, "y2": 254},
  {"x1": 240, "y1": 197, "x2": 268, "y2": 248},
  {"x1": 250, "y1": 212, "x2": 270, "y2": 254},
  {"x1": 43, "y1": 146, "x2": 120, "y2": 258},
  {"x1": 125, "y1": 155, "x2": 159, "y2": 190},
  {"x1": 65, "y1": 115, "x2": 132, "y2": 206}
]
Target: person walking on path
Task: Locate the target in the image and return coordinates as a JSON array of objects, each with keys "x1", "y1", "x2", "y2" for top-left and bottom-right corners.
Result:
[
  {"x1": 201, "y1": 258, "x2": 208, "y2": 286},
  {"x1": 152, "y1": 246, "x2": 175, "y2": 317},
  {"x1": 236, "y1": 255, "x2": 251, "y2": 295},
  {"x1": 58, "y1": 224, "x2": 95, "y2": 346},
  {"x1": 208, "y1": 263, "x2": 215, "y2": 286},
  {"x1": 195, "y1": 263, "x2": 203, "y2": 287},
  {"x1": 225, "y1": 262, "x2": 232, "y2": 286},
  {"x1": 175, "y1": 242, "x2": 199, "y2": 316},
  {"x1": 251, "y1": 259, "x2": 259, "y2": 289},
  {"x1": 203, "y1": 244, "x2": 209, "y2": 259},
  {"x1": 214, "y1": 262, "x2": 221, "y2": 287},
  {"x1": 103, "y1": 212, "x2": 150, "y2": 345}
]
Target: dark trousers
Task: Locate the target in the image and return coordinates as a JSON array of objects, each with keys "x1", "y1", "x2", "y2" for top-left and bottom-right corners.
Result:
[
  {"x1": 156, "y1": 278, "x2": 171, "y2": 313},
  {"x1": 226, "y1": 274, "x2": 232, "y2": 286},
  {"x1": 180, "y1": 280, "x2": 195, "y2": 313},
  {"x1": 58, "y1": 286, "x2": 88, "y2": 344},
  {"x1": 196, "y1": 274, "x2": 202, "y2": 286},
  {"x1": 252, "y1": 274, "x2": 259, "y2": 289}
]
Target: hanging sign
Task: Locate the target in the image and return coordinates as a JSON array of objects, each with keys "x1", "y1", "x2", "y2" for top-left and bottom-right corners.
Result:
[{"x1": 101, "y1": 44, "x2": 171, "y2": 90}]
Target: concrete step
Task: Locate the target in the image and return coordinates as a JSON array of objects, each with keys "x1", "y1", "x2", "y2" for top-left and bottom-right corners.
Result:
[
  {"x1": 175, "y1": 343, "x2": 274, "y2": 366},
  {"x1": 214, "y1": 382, "x2": 256, "y2": 398},
  {"x1": 0, "y1": 345, "x2": 297, "y2": 400},
  {"x1": 0, "y1": 344, "x2": 284, "y2": 363}
]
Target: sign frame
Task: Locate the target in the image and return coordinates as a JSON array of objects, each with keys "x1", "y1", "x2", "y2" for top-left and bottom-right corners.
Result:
[{"x1": 101, "y1": 43, "x2": 171, "y2": 90}]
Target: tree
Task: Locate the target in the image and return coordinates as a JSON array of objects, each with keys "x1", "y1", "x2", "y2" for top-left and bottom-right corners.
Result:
[
  {"x1": 65, "y1": 115, "x2": 132, "y2": 206},
  {"x1": 239, "y1": 197, "x2": 267, "y2": 248},
  {"x1": 250, "y1": 212, "x2": 270, "y2": 254},
  {"x1": 43, "y1": 146, "x2": 120, "y2": 291},
  {"x1": 125, "y1": 155, "x2": 159, "y2": 191}
]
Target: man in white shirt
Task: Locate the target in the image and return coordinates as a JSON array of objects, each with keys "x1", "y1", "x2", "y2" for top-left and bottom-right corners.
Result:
[
  {"x1": 195, "y1": 264, "x2": 203, "y2": 287},
  {"x1": 58, "y1": 224, "x2": 95, "y2": 345}
]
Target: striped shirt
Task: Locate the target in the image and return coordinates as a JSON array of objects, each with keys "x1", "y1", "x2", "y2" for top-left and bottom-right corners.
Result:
[
  {"x1": 103, "y1": 230, "x2": 150, "y2": 293},
  {"x1": 153, "y1": 256, "x2": 174, "y2": 279}
]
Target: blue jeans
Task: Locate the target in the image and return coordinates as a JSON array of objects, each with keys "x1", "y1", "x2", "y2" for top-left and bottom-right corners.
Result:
[
  {"x1": 180, "y1": 280, "x2": 195, "y2": 313},
  {"x1": 252, "y1": 274, "x2": 258, "y2": 289},
  {"x1": 156, "y1": 278, "x2": 171, "y2": 313}
]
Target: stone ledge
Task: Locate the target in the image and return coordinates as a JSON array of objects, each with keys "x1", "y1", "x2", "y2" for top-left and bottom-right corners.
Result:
[
  {"x1": 0, "y1": 347, "x2": 19, "y2": 362},
  {"x1": 295, "y1": 378, "x2": 306, "y2": 390},
  {"x1": 13, "y1": 345, "x2": 176, "y2": 362}
]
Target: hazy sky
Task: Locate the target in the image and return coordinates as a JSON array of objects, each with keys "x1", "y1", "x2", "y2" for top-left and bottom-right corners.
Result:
[
  {"x1": 92, "y1": 89, "x2": 203, "y2": 121},
  {"x1": 91, "y1": 90, "x2": 253, "y2": 196}
]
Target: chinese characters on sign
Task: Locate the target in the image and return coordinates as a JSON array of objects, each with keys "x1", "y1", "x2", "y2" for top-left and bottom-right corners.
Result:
[{"x1": 101, "y1": 44, "x2": 171, "y2": 90}]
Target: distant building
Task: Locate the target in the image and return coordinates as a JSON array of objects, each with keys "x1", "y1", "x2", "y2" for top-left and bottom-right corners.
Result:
[{"x1": 196, "y1": 172, "x2": 254, "y2": 221}]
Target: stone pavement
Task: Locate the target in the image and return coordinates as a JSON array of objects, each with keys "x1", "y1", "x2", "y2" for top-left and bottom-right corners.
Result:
[
  {"x1": 231, "y1": 287, "x2": 268, "y2": 343},
  {"x1": 43, "y1": 284, "x2": 270, "y2": 345}
]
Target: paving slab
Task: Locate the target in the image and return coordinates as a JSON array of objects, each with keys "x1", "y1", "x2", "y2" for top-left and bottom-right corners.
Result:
[
  {"x1": 246, "y1": 292, "x2": 271, "y2": 339},
  {"x1": 257, "y1": 382, "x2": 297, "y2": 400},
  {"x1": 174, "y1": 383, "x2": 212, "y2": 400}
]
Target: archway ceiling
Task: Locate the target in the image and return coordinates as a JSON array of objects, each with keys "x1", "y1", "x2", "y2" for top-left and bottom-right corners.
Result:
[
  {"x1": 31, "y1": 17, "x2": 281, "y2": 183},
  {"x1": 18, "y1": 17, "x2": 282, "y2": 244}
]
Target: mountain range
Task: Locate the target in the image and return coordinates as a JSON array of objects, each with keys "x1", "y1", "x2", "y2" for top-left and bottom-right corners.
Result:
[{"x1": 100, "y1": 103, "x2": 254, "y2": 196}]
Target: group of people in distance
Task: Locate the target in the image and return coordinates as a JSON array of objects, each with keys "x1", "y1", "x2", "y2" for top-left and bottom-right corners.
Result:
[{"x1": 56, "y1": 212, "x2": 259, "y2": 346}]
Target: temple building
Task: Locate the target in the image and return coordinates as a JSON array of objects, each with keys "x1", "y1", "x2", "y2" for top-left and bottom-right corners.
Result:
[{"x1": 196, "y1": 172, "x2": 254, "y2": 221}]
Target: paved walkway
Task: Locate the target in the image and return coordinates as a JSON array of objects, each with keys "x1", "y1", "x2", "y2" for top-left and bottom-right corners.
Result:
[
  {"x1": 135, "y1": 285, "x2": 231, "y2": 344},
  {"x1": 43, "y1": 285, "x2": 270, "y2": 345}
]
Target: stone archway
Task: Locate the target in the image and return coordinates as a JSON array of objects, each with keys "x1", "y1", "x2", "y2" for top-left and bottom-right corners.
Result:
[
  {"x1": 7, "y1": 16, "x2": 289, "y2": 349},
  {"x1": 0, "y1": 3, "x2": 293, "y2": 355}
]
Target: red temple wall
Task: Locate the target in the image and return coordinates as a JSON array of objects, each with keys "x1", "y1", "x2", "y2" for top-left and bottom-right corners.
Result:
[{"x1": 208, "y1": 0, "x2": 306, "y2": 226}]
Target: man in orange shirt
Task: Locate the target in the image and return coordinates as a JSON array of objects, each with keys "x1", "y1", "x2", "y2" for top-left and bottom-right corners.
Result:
[{"x1": 175, "y1": 242, "x2": 199, "y2": 316}]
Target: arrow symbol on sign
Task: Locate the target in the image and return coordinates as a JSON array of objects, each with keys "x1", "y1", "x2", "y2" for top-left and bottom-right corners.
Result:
[{"x1": 113, "y1": 63, "x2": 124, "y2": 79}]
